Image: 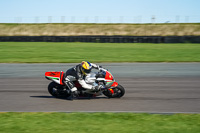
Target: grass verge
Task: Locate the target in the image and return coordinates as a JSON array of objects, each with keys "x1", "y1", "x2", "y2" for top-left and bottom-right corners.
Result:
[
  {"x1": 0, "y1": 112, "x2": 200, "y2": 133},
  {"x1": 0, "y1": 42, "x2": 200, "y2": 63}
]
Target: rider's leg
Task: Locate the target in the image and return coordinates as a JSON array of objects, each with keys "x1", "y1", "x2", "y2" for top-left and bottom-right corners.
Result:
[
  {"x1": 64, "y1": 76, "x2": 77, "y2": 92},
  {"x1": 64, "y1": 77, "x2": 78, "y2": 99}
]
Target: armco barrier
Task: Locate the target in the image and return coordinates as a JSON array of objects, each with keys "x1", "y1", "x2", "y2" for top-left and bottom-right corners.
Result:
[{"x1": 0, "y1": 36, "x2": 200, "y2": 43}]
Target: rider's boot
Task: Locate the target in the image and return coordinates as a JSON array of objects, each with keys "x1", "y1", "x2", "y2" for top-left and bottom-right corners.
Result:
[{"x1": 68, "y1": 87, "x2": 78, "y2": 100}]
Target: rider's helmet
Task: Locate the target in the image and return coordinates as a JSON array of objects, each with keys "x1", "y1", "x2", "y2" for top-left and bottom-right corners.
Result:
[{"x1": 81, "y1": 61, "x2": 92, "y2": 75}]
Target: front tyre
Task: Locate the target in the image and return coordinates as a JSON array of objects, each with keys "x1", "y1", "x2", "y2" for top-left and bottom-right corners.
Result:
[{"x1": 103, "y1": 84, "x2": 125, "y2": 98}]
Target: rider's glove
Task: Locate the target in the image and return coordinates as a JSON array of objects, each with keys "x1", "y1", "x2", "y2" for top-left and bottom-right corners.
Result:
[{"x1": 98, "y1": 65, "x2": 102, "y2": 70}]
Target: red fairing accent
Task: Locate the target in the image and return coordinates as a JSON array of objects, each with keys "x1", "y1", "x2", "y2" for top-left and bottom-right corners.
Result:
[
  {"x1": 105, "y1": 71, "x2": 113, "y2": 81},
  {"x1": 45, "y1": 71, "x2": 65, "y2": 85},
  {"x1": 45, "y1": 71, "x2": 61, "y2": 78},
  {"x1": 60, "y1": 71, "x2": 64, "y2": 85},
  {"x1": 111, "y1": 82, "x2": 118, "y2": 87}
]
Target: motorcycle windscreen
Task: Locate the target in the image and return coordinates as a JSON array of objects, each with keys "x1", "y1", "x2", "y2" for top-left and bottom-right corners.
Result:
[{"x1": 45, "y1": 71, "x2": 64, "y2": 85}]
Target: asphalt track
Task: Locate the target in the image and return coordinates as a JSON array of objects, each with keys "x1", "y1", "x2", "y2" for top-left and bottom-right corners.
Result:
[{"x1": 0, "y1": 63, "x2": 200, "y2": 113}]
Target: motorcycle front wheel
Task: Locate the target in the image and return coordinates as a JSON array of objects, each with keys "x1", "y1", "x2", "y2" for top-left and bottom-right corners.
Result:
[{"x1": 103, "y1": 84, "x2": 125, "y2": 98}]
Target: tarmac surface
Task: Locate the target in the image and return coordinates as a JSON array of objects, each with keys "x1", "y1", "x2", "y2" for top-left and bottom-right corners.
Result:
[{"x1": 0, "y1": 63, "x2": 200, "y2": 113}]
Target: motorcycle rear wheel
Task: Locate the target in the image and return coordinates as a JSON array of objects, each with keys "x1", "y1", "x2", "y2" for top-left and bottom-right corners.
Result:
[
  {"x1": 103, "y1": 84, "x2": 125, "y2": 98},
  {"x1": 48, "y1": 82, "x2": 70, "y2": 98}
]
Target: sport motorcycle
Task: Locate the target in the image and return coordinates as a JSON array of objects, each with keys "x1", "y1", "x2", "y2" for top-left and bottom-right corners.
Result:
[{"x1": 45, "y1": 68, "x2": 125, "y2": 99}]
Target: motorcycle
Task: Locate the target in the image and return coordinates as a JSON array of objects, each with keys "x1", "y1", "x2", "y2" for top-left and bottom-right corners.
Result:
[{"x1": 45, "y1": 68, "x2": 125, "y2": 99}]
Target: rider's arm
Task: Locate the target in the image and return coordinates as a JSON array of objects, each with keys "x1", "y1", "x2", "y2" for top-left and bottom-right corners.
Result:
[
  {"x1": 76, "y1": 64, "x2": 93, "y2": 90},
  {"x1": 91, "y1": 63, "x2": 101, "y2": 70},
  {"x1": 78, "y1": 79, "x2": 93, "y2": 89}
]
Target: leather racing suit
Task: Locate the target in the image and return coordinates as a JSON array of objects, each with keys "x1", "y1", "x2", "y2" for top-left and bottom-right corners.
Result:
[{"x1": 64, "y1": 63, "x2": 100, "y2": 91}]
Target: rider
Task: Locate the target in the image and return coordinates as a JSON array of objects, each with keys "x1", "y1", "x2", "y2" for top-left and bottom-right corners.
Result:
[{"x1": 64, "y1": 61, "x2": 103, "y2": 97}]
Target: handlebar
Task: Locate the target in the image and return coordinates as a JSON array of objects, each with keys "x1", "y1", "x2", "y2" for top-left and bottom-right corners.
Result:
[{"x1": 99, "y1": 67, "x2": 107, "y2": 72}]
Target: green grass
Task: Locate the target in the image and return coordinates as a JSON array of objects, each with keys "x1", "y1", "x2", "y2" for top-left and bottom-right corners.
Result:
[
  {"x1": 0, "y1": 42, "x2": 200, "y2": 63},
  {"x1": 0, "y1": 112, "x2": 200, "y2": 133}
]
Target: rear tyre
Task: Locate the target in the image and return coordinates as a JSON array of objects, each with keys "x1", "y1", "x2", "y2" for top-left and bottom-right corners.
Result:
[
  {"x1": 48, "y1": 82, "x2": 70, "y2": 98},
  {"x1": 103, "y1": 84, "x2": 125, "y2": 98}
]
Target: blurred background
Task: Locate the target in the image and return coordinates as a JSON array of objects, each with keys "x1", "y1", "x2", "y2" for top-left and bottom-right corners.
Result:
[
  {"x1": 0, "y1": 0, "x2": 200, "y2": 41},
  {"x1": 1, "y1": 0, "x2": 200, "y2": 24},
  {"x1": 1, "y1": 15, "x2": 199, "y2": 24}
]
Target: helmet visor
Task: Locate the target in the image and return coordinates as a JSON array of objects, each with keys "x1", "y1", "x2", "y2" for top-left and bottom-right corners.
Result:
[{"x1": 83, "y1": 68, "x2": 91, "y2": 74}]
